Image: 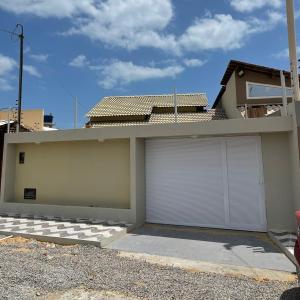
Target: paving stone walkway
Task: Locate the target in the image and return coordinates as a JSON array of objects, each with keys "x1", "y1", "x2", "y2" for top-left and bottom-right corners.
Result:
[
  {"x1": 270, "y1": 230, "x2": 296, "y2": 256},
  {"x1": 0, "y1": 213, "x2": 133, "y2": 247}
]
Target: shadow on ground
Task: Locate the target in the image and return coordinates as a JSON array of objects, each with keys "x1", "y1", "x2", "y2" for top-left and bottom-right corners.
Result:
[
  {"x1": 132, "y1": 225, "x2": 278, "y2": 254},
  {"x1": 107, "y1": 224, "x2": 296, "y2": 273},
  {"x1": 280, "y1": 287, "x2": 300, "y2": 299}
]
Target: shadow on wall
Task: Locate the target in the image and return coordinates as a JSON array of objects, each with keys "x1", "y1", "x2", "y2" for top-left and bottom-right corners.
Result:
[{"x1": 132, "y1": 224, "x2": 280, "y2": 254}]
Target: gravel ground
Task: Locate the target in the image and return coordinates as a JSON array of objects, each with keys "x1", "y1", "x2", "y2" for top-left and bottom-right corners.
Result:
[{"x1": 0, "y1": 237, "x2": 298, "y2": 300}]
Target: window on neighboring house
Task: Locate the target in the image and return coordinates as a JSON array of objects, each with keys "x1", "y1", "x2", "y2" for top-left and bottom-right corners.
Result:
[{"x1": 246, "y1": 82, "x2": 293, "y2": 99}]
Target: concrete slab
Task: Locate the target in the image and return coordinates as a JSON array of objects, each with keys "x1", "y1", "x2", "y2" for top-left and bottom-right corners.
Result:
[
  {"x1": 107, "y1": 224, "x2": 296, "y2": 273},
  {"x1": 0, "y1": 214, "x2": 133, "y2": 247}
]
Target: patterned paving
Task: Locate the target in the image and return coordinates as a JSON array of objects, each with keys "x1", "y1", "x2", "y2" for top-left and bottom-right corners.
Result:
[
  {"x1": 0, "y1": 213, "x2": 133, "y2": 247},
  {"x1": 270, "y1": 230, "x2": 297, "y2": 256}
]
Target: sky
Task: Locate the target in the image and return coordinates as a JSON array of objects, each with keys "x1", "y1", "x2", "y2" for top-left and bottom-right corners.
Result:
[{"x1": 0, "y1": 0, "x2": 299, "y2": 129}]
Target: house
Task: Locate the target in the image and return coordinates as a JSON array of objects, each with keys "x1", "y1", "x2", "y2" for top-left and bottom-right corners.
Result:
[
  {"x1": 86, "y1": 93, "x2": 226, "y2": 127},
  {"x1": 0, "y1": 109, "x2": 56, "y2": 131},
  {"x1": 0, "y1": 121, "x2": 29, "y2": 189},
  {"x1": 1, "y1": 60, "x2": 300, "y2": 234},
  {"x1": 212, "y1": 60, "x2": 298, "y2": 118},
  {"x1": 0, "y1": 109, "x2": 56, "y2": 190}
]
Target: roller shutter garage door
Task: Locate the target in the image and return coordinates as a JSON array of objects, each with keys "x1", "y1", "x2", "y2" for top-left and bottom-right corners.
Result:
[{"x1": 145, "y1": 136, "x2": 266, "y2": 232}]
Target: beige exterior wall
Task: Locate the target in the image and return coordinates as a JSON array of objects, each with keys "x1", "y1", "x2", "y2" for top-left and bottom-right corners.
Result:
[
  {"x1": 13, "y1": 139, "x2": 130, "y2": 208},
  {"x1": 0, "y1": 109, "x2": 44, "y2": 131},
  {"x1": 219, "y1": 71, "x2": 242, "y2": 119},
  {"x1": 261, "y1": 132, "x2": 294, "y2": 230},
  {"x1": 134, "y1": 138, "x2": 145, "y2": 226},
  {"x1": 0, "y1": 116, "x2": 295, "y2": 229},
  {"x1": 287, "y1": 102, "x2": 300, "y2": 215}
]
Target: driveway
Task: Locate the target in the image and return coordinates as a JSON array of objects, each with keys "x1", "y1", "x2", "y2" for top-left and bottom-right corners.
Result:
[
  {"x1": 0, "y1": 236, "x2": 298, "y2": 300},
  {"x1": 107, "y1": 224, "x2": 296, "y2": 273}
]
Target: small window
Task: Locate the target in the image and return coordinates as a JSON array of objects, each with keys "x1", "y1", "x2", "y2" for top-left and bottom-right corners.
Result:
[
  {"x1": 24, "y1": 188, "x2": 36, "y2": 200},
  {"x1": 19, "y1": 152, "x2": 25, "y2": 164},
  {"x1": 247, "y1": 82, "x2": 293, "y2": 99}
]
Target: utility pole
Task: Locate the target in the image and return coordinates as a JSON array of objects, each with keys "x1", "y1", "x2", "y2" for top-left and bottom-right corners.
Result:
[
  {"x1": 74, "y1": 96, "x2": 78, "y2": 129},
  {"x1": 286, "y1": 0, "x2": 300, "y2": 101},
  {"x1": 16, "y1": 24, "x2": 24, "y2": 132}
]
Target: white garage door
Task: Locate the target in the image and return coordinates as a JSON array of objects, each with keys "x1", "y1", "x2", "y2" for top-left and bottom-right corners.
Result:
[{"x1": 145, "y1": 136, "x2": 266, "y2": 232}]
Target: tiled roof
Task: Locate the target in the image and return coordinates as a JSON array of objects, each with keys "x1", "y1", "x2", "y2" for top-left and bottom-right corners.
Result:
[
  {"x1": 220, "y1": 60, "x2": 300, "y2": 86},
  {"x1": 87, "y1": 93, "x2": 208, "y2": 117},
  {"x1": 89, "y1": 110, "x2": 227, "y2": 127},
  {"x1": 149, "y1": 111, "x2": 226, "y2": 123}
]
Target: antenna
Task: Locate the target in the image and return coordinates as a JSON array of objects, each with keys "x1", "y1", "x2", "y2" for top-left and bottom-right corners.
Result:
[
  {"x1": 174, "y1": 87, "x2": 178, "y2": 123},
  {"x1": 74, "y1": 96, "x2": 78, "y2": 129}
]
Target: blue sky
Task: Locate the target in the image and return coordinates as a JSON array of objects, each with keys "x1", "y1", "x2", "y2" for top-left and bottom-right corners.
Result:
[{"x1": 0, "y1": 0, "x2": 299, "y2": 128}]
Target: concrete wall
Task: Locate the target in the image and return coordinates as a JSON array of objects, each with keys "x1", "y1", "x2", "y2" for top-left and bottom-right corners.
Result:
[
  {"x1": 261, "y1": 132, "x2": 294, "y2": 230},
  {"x1": 13, "y1": 139, "x2": 130, "y2": 208},
  {"x1": 134, "y1": 138, "x2": 145, "y2": 226},
  {"x1": 0, "y1": 117, "x2": 294, "y2": 228},
  {"x1": 219, "y1": 71, "x2": 243, "y2": 119},
  {"x1": 287, "y1": 102, "x2": 300, "y2": 219}
]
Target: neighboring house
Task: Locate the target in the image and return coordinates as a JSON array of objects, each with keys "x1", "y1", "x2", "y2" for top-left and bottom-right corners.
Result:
[
  {"x1": 0, "y1": 109, "x2": 55, "y2": 192},
  {"x1": 1, "y1": 60, "x2": 300, "y2": 235},
  {"x1": 0, "y1": 121, "x2": 29, "y2": 189},
  {"x1": 86, "y1": 93, "x2": 226, "y2": 127},
  {"x1": 0, "y1": 109, "x2": 56, "y2": 131},
  {"x1": 212, "y1": 60, "x2": 299, "y2": 118}
]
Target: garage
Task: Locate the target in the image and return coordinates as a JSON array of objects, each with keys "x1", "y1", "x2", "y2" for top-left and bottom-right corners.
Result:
[{"x1": 145, "y1": 136, "x2": 267, "y2": 232}]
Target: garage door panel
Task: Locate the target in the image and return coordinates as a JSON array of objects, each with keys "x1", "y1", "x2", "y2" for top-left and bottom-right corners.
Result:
[
  {"x1": 146, "y1": 136, "x2": 266, "y2": 231},
  {"x1": 146, "y1": 138, "x2": 226, "y2": 227},
  {"x1": 226, "y1": 137, "x2": 266, "y2": 230}
]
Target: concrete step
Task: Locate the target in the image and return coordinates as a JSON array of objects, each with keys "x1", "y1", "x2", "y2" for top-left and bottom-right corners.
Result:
[{"x1": 0, "y1": 213, "x2": 134, "y2": 247}]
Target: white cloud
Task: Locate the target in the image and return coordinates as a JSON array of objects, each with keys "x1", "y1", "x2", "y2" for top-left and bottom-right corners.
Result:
[
  {"x1": 0, "y1": 0, "x2": 177, "y2": 52},
  {"x1": 64, "y1": 0, "x2": 176, "y2": 52},
  {"x1": 179, "y1": 14, "x2": 250, "y2": 51},
  {"x1": 273, "y1": 46, "x2": 300, "y2": 59},
  {"x1": 0, "y1": 53, "x2": 41, "y2": 90},
  {"x1": 0, "y1": 54, "x2": 17, "y2": 76},
  {"x1": 0, "y1": 0, "x2": 95, "y2": 18},
  {"x1": 29, "y1": 53, "x2": 48, "y2": 62},
  {"x1": 183, "y1": 58, "x2": 206, "y2": 67},
  {"x1": 98, "y1": 60, "x2": 184, "y2": 89},
  {"x1": 229, "y1": 0, "x2": 282, "y2": 12},
  {"x1": 0, "y1": 78, "x2": 13, "y2": 91},
  {"x1": 0, "y1": 54, "x2": 17, "y2": 90},
  {"x1": 0, "y1": 0, "x2": 284, "y2": 54},
  {"x1": 179, "y1": 12, "x2": 283, "y2": 52},
  {"x1": 69, "y1": 54, "x2": 90, "y2": 68},
  {"x1": 24, "y1": 65, "x2": 42, "y2": 77},
  {"x1": 247, "y1": 10, "x2": 285, "y2": 33}
]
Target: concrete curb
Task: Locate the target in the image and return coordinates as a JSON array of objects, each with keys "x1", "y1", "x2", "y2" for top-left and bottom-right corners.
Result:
[
  {"x1": 0, "y1": 235, "x2": 13, "y2": 241},
  {"x1": 118, "y1": 251, "x2": 297, "y2": 282},
  {"x1": 0, "y1": 226, "x2": 130, "y2": 247}
]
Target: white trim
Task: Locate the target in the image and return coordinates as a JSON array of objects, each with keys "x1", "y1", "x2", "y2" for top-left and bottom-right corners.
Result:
[{"x1": 246, "y1": 81, "x2": 293, "y2": 100}]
